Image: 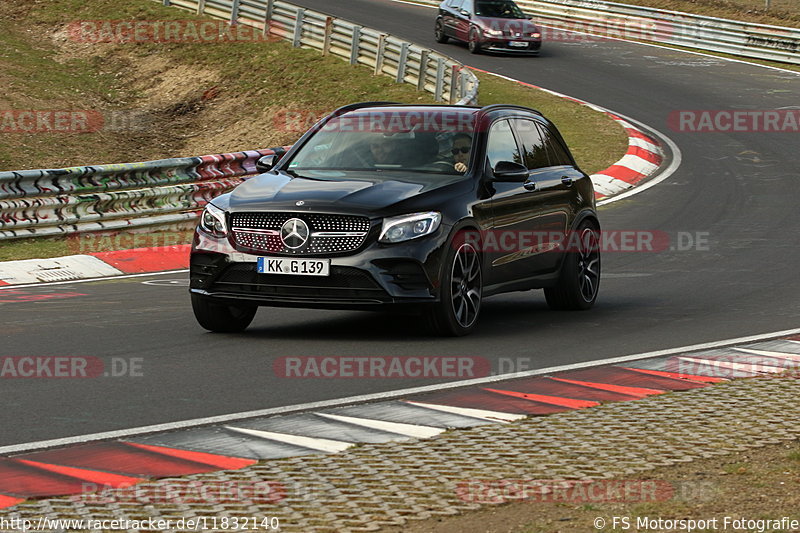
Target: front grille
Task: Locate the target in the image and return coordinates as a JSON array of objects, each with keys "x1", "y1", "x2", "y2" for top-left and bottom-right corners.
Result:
[
  {"x1": 230, "y1": 212, "x2": 371, "y2": 256},
  {"x1": 210, "y1": 263, "x2": 388, "y2": 301}
]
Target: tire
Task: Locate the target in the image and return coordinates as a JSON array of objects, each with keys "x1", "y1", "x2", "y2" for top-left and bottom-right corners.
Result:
[
  {"x1": 426, "y1": 231, "x2": 482, "y2": 336},
  {"x1": 544, "y1": 221, "x2": 601, "y2": 310},
  {"x1": 191, "y1": 293, "x2": 257, "y2": 333},
  {"x1": 434, "y1": 19, "x2": 449, "y2": 43},
  {"x1": 468, "y1": 28, "x2": 482, "y2": 54}
]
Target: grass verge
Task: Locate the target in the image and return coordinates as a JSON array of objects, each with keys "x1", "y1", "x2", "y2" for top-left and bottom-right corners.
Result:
[
  {"x1": 0, "y1": 0, "x2": 626, "y2": 262},
  {"x1": 386, "y1": 438, "x2": 800, "y2": 533}
]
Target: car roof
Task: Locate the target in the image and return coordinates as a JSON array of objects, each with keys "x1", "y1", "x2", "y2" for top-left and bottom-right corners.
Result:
[{"x1": 332, "y1": 102, "x2": 545, "y2": 122}]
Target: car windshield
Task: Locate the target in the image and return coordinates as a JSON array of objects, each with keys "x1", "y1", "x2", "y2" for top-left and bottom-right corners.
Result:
[
  {"x1": 475, "y1": 1, "x2": 526, "y2": 18},
  {"x1": 287, "y1": 110, "x2": 477, "y2": 177}
]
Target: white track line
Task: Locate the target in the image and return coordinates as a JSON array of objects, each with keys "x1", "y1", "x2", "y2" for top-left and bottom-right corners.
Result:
[{"x1": 2, "y1": 327, "x2": 800, "y2": 455}]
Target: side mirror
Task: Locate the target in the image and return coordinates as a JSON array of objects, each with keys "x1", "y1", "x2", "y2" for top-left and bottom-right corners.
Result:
[
  {"x1": 459, "y1": 9, "x2": 471, "y2": 17},
  {"x1": 492, "y1": 160, "x2": 529, "y2": 181},
  {"x1": 256, "y1": 154, "x2": 278, "y2": 173}
]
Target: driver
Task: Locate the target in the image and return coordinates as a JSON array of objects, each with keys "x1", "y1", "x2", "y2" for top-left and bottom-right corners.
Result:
[
  {"x1": 369, "y1": 137, "x2": 393, "y2": 165},
  {"x1": 451, "y1": 133, "x2": 472, "y2": 173}
]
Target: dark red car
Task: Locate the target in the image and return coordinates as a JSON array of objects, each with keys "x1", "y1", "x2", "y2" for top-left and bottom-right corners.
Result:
[{"x1": 435, "y1": 0, "x2": 542, "y2": 55}]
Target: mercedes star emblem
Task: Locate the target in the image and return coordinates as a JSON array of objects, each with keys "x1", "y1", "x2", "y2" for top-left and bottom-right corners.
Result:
[{"x1": 280, "y1": 218, "x2": 310, "y2": 249}]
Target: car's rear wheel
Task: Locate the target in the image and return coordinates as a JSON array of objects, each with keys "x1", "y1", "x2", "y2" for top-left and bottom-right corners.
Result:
[
  {"x1": 468, "y1": 28, "x2": 482, "y2": 54},
  {"x1": 434, "y1": 19, "x2": 449, "y2": 43},
  {"x1": 544, "y1": 221, "x2": 601, "y2": 310},
  {"x1": 427, "y1": 232, "x2": 482, "y2": 336},
  {"x1": 191, "y1": 293, "x2": 257, "y2": 332}
]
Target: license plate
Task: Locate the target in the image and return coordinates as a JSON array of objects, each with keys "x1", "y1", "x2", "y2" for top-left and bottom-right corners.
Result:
[
  {"x1": 508, "y1": 41, "x2": 528, "y2": 48},
  {"x1": 257, "y1": 257, "x2": 330, "y2": 276}
]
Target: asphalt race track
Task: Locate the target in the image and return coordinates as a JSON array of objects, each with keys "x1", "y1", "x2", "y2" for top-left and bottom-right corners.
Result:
[{"x1": 1, "y1": 0, "x2": 798, "y2": 447}]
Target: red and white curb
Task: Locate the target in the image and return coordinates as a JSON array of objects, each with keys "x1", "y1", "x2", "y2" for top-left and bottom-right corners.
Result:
[
  {"x1": 1, "y1": 332, "x2": 798, "y2": 509},
  {"x1": 0, "y1": 245, "x2": 191, "y2": 286},
  {"x1": 590, "y1": 118, "x2": 663, "y2": 197}
]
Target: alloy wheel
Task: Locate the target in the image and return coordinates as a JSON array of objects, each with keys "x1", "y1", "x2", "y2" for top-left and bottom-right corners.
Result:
[{"x1": 450, "y1": 243, "x2": 481, "y2": 328}]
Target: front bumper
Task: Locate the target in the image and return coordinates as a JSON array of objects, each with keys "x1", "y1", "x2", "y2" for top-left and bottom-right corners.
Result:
[
  {"x1": 190, "y1": 226, "x2": 451, "y2": 310},
  {"x1": 481, "y1": 38, "x2": 541, "y2": 54}
]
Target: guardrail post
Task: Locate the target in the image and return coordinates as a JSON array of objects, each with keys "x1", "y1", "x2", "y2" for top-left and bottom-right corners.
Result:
[
  {"x1": 417, "y1": 50, "x2": 429, "y2": 91},
  {"x1": 434, "y1": 58, "x2": 445, "y2": 102},
  {"x1": 449, "y1": 65, "x2": 459, "y2": 104},
  {"x1": 196, "y1": 0, "x2": 205, "y2": 15},
  {"x1": 293, "y1": 8, "x2": 305, "y2": 47},
  {"x1": 374, "y1": 34, "x2": 386, "y2": 75},
  {"x1": 323, "y1": 17, "x2": 333, "y2": 56},
  {"x1": 263, "y1": 0, "x2": 275, "y2": 36},
  {"x1": 230, "y1": 0, "x2": 240, "y2": 26},
  {"x1": 396, "y1": 42, "x2": 409, "y2": 83},
  {"x1": 162, "y1": 0, "x2": 171, "y2": 5},
  {"x1": 350, "y1": 26, "x2": 361, "y2": 65}
]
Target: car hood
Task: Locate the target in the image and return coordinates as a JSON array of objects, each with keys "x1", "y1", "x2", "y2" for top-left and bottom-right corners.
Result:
[{"x1": 228, "y1": 170, "x2": 469, "y2": 215}]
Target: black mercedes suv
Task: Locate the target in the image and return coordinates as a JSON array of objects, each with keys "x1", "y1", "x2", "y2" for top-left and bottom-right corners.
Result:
[{"x1": 190, "y1": 103, "x2": 600, "y2": 336}]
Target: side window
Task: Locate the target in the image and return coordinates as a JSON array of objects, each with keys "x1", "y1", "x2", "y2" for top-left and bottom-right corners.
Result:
[
  {"x1": 486, "y1": 120, "x2": 522, "y2": 169},
  {"x1": 538, "y1": 124, "x2": 574, "y2": 166},
  {"x1": 511, "y1": 119, "x2": 550, "y2": 170}
]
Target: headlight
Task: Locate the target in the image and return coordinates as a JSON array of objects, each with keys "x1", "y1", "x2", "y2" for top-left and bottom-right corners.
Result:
[
  {"x1": 199, "y1": 202, "x2": 228, "y2": 238},
  {"x1": 379, "y1": 212, "x2": 442, "y2": 244},
  {"x1": 484, "y1": 28, "x2": 503, "y2": 36}
]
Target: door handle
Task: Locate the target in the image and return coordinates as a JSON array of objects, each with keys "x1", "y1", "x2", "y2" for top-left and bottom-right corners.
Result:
[
  {"x1": 561, "y1": 175, "x2": 573, "y2": 186},
  {"x1": 523, "y1": 181, "x2": 536, "y2": 191}
]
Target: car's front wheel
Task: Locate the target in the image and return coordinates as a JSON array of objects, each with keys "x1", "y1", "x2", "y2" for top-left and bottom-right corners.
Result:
[
  {"x1": 468, "y1": 27, "x2": 482, "y2": 54},
  {"x1": 434, "y1": 19, "x2": 449, "y2": 43},
  {"x1": 544, "y1": 221, "x2": 601, "y2": 310},
  {"x1": 427, "y1": 232, "x2": 482, "y2": 336},
  {"x1": 191, "y1": 293, "x2": 257, "y2": 332}
]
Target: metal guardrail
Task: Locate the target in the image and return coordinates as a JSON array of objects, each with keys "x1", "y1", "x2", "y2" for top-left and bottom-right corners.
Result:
[
  {"x1": 0, "y1": 0, "x2": 479, "y2": 240},
  {"x1": 413, "y1": 0, "x2": 800, "y2": 65},
  {"x1": 164, "y1": 0, "x2": 479, "y2": 104},
  {"x1": 0, "y1": 149, "x2": 284, "y2": 239}
]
